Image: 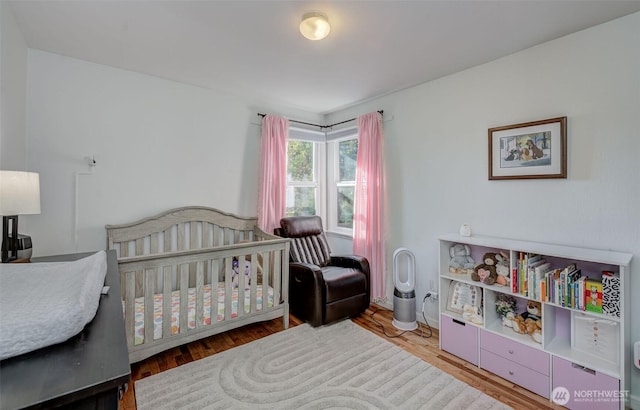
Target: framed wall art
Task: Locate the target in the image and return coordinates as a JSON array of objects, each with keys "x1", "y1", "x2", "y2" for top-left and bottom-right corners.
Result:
[{"x1": 488, "y1": 116, "x2": 567, "y2": 180}]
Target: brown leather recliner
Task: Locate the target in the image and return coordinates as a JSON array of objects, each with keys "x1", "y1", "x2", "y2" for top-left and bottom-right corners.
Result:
[{"x1": 275, "y1": 216, "x2": 370, "y2": 327}]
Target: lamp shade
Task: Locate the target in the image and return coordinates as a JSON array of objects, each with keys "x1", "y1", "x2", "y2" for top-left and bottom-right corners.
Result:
[
  {"x1": 300, "y1": 12, "x2": 331, "y2": 41},
  {"x1": 0, "y1": 171, "x2": 41, "y2": 215}
]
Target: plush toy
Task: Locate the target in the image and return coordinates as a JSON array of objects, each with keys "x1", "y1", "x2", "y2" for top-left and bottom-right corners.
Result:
[
  {"x1": 512, "y1": 300, "x2": 542, "y2": 343},
  {"x1": 232, "y1": 257, "x2": 251, "y2": 289},
  {"x1": 495, "y1": 251, "x2": 510, "y2": 286},
  {"x1": 449, "y1": 244, "x2": 475, "y2": 274},
  {"x1": 471, "y1": 252, "x2": 499, "y2": 285},
  {"x1": 462, "y1": 304, "x2": 483, "y2": 325}
]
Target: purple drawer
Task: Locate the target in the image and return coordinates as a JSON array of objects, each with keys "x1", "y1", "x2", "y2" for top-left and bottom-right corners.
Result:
[
  {"x1": 552, "y1": 357, "x2": 620, "y2": 410},
  {"x1": 482, "y1": 349, "x2": 550, "y2": 398},
  {"x1": 480, "y1": 330, "x2": 549, "y2": 375},
  {"x1": 440, "y1": 315, "x2": 479, "y2": 366}
]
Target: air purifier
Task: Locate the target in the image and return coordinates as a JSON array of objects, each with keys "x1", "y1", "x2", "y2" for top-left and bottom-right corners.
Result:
[{"x1": 392, "y1": 248, "x2": 417, "y2": 331}]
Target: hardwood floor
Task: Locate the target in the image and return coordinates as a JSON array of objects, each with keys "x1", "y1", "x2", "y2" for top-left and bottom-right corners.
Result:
[{"x1": 120, "y1": 305, "x2": 563, "y2": 409}]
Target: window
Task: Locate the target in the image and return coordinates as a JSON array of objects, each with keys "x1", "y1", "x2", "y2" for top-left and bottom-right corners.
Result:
[
  {"x1": 286, "y1": 140, "x2": 317, "y2": 217},
  {"x1": 285, "y1": 128, "x2": 356, "y2": 235},
  {"x1": 335, "y1": 138, "x2": 358, "y2": 229}
]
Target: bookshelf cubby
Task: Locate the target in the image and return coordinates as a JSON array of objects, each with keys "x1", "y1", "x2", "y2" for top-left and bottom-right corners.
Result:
[{"x1": 438, "y1": 233, "x2": 632, "y2": 410}]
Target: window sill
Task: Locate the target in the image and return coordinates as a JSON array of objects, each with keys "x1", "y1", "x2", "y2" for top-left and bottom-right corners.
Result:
[{"x1": 325, "y1": 230, "x2": 353, "y2": 240}]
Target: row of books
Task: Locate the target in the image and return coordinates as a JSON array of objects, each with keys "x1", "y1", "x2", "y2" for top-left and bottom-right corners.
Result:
[{"x1": 511, "y1": 253, "x2": 618, "y2": 313}]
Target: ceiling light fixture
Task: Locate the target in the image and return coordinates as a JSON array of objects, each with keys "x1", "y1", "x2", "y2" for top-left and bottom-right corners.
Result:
[{"x1": 299, "y1": 12, "x2": 330, "y2": 41}]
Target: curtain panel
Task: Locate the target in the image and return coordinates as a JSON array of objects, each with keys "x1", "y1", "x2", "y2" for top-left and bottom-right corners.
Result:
[
  {"x1": 257, "y1": 115, "x2": 289, "y2": 234},
  {"x1": 354, "y1": 111, "x2": 387, "y2": 301}
]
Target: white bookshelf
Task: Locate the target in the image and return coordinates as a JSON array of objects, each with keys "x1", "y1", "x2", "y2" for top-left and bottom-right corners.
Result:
[{"x1": 438, "y1": 233, "x2": 632, "y2": 409}]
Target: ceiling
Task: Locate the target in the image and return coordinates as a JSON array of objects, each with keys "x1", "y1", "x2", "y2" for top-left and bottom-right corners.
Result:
[{"x1": 8, "y1": 0, "x2": 640, "y2": 115}]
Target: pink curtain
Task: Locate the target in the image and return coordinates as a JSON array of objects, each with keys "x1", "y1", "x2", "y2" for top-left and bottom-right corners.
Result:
[
  {"x1": 257, "y1": 115, "x2": 289, "y2": 234},
  {"x1": 354, "y1": 112, "x2": 386, "y2": 301}
]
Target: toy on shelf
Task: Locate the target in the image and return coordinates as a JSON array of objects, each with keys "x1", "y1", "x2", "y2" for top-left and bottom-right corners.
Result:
[
  {"x1": 495, "y1": 251, "x2": 510, "y2": 286},
  {"x1": 495, "y1": 293, "x2": 517, "y2": 327},
  {"x1": 472, "y1": 252, "x2": 499, "y2": 285},
  {"x1": 449, "y1": 243, "x2": 475, "y2": 274},
  {"x1": 462, "y1": 303, "x2": 483, "y2": 325},
  {"x1": 512, "y1": 300, "x2": 542, "y2": 343}
]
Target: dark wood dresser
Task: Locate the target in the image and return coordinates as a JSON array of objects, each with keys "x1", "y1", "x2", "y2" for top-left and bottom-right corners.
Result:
[{"x1": 0, "y1": 250, "x2": 130, "y2": 409}]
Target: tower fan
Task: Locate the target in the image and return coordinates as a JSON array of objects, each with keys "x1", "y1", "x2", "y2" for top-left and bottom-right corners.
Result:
[{"x1": 392, "y1": 248, "x2": 417, "y2": 331}]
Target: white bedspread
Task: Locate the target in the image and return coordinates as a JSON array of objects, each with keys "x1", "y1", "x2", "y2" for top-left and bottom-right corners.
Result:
[{"x1": 0, "y1": 251, "x2": 107, "y2": 360}]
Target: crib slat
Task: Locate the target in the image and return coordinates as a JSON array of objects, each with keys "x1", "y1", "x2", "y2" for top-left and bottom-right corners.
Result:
[
  {"x1": 179, "y1": 264, "x2": 189, "y2": 333},
  {"x1": 263, "y1": 252, "x2": 271, "y2": 308},
  {"x1": 136, "y1": 238, "x2": 144, "y2": 256},
  {"x1": 250, "y1": 253, "x2": 258, "y2": 313},
  {"x1": 125, "y1": 272, "x2": 135, "y2": 349},
  {"x1": 224, "y1": 257, "x2": 232, "y2": 321},
  {"x1": 150, "y1": 233, "x2": 159, "y2": 254},
  {"x1": 143, "y1": 268, "x2": 155, "y2": 345},
  {"x1": 273, "y1": 251, "x2": 281, "y2": 308},
  {"x1": 190, "y1": 221, "x2": 198, "y2": 250},
  {"x1": 196, "y1": 261, "x2": 204, "y2": 328},
  {"x1": 177, "y1": 223, "x2": 185, "y2": 251},
  {"x1": 164, "y1": 230, "x2": 171, "y2": 253},
  {"x1": 211, "y1": 258, "x2": 220, "y2": 322},
  {"x1": 162, "y1": 266, "x2": 172, "y2": 339}
]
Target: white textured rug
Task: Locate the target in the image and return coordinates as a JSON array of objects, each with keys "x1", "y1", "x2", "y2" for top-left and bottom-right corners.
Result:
[{"x1": 135, "y1": 320, "x2": 511, "y2": 409}]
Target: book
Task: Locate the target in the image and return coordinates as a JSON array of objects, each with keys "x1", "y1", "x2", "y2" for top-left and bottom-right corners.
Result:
[{"x1": 585, "y1": 279, "x2": 603, "y2": 313}]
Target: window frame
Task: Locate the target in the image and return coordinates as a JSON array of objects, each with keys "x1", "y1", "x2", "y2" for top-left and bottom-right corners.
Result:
[
  {"x1": 326, "y1": 130, "x2": 358, "y2": 236},
  {"x1": 285, "y1": 128, "x2": 326, "y2": 222}
]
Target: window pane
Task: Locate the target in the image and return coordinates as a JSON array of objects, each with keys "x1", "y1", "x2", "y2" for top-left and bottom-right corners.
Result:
[
  {"x1": 288, "y1": 140, "x2": 314, "y2": 182},
  {"x1": 339, "y1": 139, "x2": 358, "y2": 182},
  {"x1": 337, "y1": 186, "x2": 355, "y2": 228},
  {"x1": 286, "y1": 186, "x2": 316, "y2": 217}
]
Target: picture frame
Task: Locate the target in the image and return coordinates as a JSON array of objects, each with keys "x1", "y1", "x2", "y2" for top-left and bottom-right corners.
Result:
[
  {"x1": 488, "y1": 116, "x2": 567, "y2": 180},
  {"x1": 447, "y1": 282, "x2": 482, "y2": 314}
]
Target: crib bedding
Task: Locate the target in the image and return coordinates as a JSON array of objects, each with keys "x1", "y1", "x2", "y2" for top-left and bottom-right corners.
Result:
[
  {"x1": 0, "y1": 251, "x2": 107, "y2": 360},
  {"x1": 133, "y1": 283, "x2": 273, "y2": 345}
]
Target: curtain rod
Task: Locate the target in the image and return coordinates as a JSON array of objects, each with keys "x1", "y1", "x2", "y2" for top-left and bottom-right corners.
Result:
[{"x1": 257, "y1": 110, "x2": 383, "y2": 130}]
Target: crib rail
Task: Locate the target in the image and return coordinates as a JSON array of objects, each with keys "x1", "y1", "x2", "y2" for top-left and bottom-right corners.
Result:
[{"x1": 106, "y1": 206, "x2": 270, "y2": 259}]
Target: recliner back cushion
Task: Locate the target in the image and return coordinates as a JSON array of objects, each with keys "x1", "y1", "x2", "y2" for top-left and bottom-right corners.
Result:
[{"x1": 280, "y1": 216, "x2": 331, "y2": 267}]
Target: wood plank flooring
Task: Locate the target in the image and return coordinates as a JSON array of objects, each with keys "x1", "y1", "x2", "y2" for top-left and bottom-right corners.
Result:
[{"x1": 121, "y1": 305, "x2": 563, "y2": 409}]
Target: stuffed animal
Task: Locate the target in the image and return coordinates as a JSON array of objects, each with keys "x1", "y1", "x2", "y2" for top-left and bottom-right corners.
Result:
[
  {"x1": 232, "y1": 257, "x2": 251, "y2": 289},
  {"x1": 462, "y1": 304, "x2": 483, "y2": 325},
  {"x1": 449, "y1": 244, "x2": 475, "y2": 274},
  {"x1": 471, "y1": 252, "x2": 499, "y2": 285},
  {"x1": 512, "y1": 300, "x2": 542, "y2": 343},
  {"x1": 495, "y1": 251, "x2": 510, "y2": 286}
]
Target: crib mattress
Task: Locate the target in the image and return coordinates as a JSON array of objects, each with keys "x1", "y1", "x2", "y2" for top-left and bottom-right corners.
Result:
[{"x1": 133, "y1": 283, "x2": 273, "y2": 345}]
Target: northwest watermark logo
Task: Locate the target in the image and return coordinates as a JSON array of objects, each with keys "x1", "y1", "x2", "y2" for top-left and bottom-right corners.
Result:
[
  {"x1": 552, "y1": 386, "x2": 629, "y2": 405},
  {"x1": 552, "y1": 387, "x2": 570, "y2": 405}
]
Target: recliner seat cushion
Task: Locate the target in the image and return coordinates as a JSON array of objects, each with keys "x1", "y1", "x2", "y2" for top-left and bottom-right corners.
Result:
[{"x1": 322, "y1": 266, "x2": 368, "y2": 303}]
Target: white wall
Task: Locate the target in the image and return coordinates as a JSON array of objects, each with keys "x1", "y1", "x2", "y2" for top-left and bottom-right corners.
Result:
[
  {"x1": 1, "y1": 2, "x2": 28, "y2": 170},
  {"x1": 327, "y1": 12, "x2": 640, "y2": 406},
  {"x1": 25, "y1": 50, "x2": 322, "y2": 256}
]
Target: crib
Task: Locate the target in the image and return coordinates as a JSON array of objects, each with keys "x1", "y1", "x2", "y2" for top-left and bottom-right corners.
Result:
[{"x1": 106, "y1": 206, "x2": 290, "y2": 363}]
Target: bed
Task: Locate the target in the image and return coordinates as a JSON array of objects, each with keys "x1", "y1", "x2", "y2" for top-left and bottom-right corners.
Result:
[{"x1": 106, "y1": 206, "x2": 290, "y2": 363}]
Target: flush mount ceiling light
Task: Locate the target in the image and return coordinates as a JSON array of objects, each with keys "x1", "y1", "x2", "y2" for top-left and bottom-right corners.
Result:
[{"x1": 299, "y1": 12, "x2": 331, "y2": 41}]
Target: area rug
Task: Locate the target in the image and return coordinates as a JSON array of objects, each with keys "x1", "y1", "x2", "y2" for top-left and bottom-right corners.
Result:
[{"x1": 135, "y1": 320, "x2": 511, "y2": 409}]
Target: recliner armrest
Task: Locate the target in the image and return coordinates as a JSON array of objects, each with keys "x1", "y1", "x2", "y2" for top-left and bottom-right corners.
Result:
[
  {"x1": 330, "y1": 255, "x2": 370, "y2": 276},
  {"x1": 289, "y1": 262, "x2": 326, "y2": 326}
]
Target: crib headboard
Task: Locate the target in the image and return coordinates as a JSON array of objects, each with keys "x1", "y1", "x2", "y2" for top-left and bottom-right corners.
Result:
[{"x1": 106, "y1": 206, "x2": 277, "y2": 258}]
